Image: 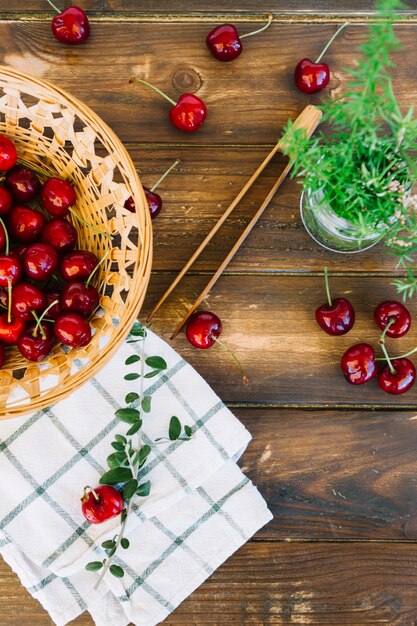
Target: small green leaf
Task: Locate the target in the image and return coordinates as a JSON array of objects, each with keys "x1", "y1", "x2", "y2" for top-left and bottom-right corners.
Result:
[
  {"x1": 184, "y1": 425, "x2": 193, "y2": 438},
  {"x1": 107, "y1": 453, "x2": 120, "y2": 469},
  {"x1": 130, "y1": 322, "x2": 145, "y2": 337},
  {"x1": 108, "y1": 546, "x2": 116, "y2": 557},
  {"x1": 121, "y1": 538, "x2": 130, "y2": 549},
  {"x1": 169, "y1": 416, "x2": 181, "y2": 441},
  {"x1": 115, "y1": 434, "x2": 127, "y2": 444},
  {"x1": 123, "y1": 478, "x2": 138, "y2": 500},
  {"x1": 99, "y1": 467, "x2": 132, "y2": 485},
  {"x1": 136, "y1": 481, "x2": 151, "y2": 497},
  {"x1": 133, "y1": 444, "x2": 151, "y2": 467},
  {"x1": 125, "y1": 354, "x2": 140, "y2": 365},
  {"x1": 124, "y1": 373, "x2": 140, "y2": 381},
  {"x1": 110, "y1": 564, "x2": 125, "y2": 578},
  {"x1": 85, "y1": 561, "x2": 103, "y2": 571},
  {"x1": 125, "y1": 392, "x2": 139, "y2": 404},
  {"x1": 101, "y1": 540, "x2": 116, "y2": 550},
  {"x1": 126, "y1": 420, "x2": 142, "y2": 436},
  {"x1": 111, "y1": 441, "x2": 125, "y2": 452},
  {"x1": 145, "y1": 356, "x2": 167, "y2": 370},
  {"x1": 144, "y1": 370, "x2": 160, "y2": 379},
  {"x1": 141, "y1": 396, "x2": 151, "y2": 413},
  {"x1": 115, "y1": 408, "x2": 140, "y2": 424}
]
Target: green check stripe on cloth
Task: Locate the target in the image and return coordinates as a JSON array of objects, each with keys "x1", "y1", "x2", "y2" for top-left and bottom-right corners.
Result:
[{"x1": 0, "y1": 327, "x2": 272, "y2": 626}]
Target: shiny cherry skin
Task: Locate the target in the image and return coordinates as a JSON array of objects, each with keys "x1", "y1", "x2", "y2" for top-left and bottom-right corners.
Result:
[
  {"x1": 0, "y1": 255, "x2": 21, "y2": 287},
  {"x1": 11, "y1": 244, "x2": 29, "y2": 261},
  {"x1": 51, "y1": 6, "x2": 90, "y2": 45},
  {"x1": 23, "y1": 243, "x2": 59, "y2": 282},
  {"x1": 5, "y1": 165, "x2": 40, "y2": 203},
  {"x1": 341, "y1": 343, "x2": 378, "y2": 385},
  {"x1": 0, "y1": 135, "x2": 17, "y2": 171},
  {"x1": 378, "y1": 358, "x2": 416, "y2": 395},
  {"x1": 11, "y1": 282, "x2": 46, "y2": 322},
  {"x1": 0, "y1": 344, "x2": 5, "y2": 368},
  {"x1": 315, "y1": 297, "x2": 355, "y2": 335},
  {"x1": 206, "y1": 24, "x2": 242, "y2": 61},
  {"x1": 42, "y1": 217, "x2": 77, "y2": 253},
  {"x1": 0, "y1": 313, "x2": 26, "y2": 344},
  {"x1": 169, "y1": 94, "x2": 207, "y2": 132},
  {"x1": 8, "y1": 205, "x2": 45, "y2": 243},
  {"x1": 60, "y1": 250, "x2": 98, "y2": 282},
  {"x1": 294, "y1": 58, "x2": 330, "y2": 94},
  {"x1": 54, "y1": 312, "x2": 91, "y2": 347},
  {"x1": 186, "y1": 311, "x2": 222, "y2": 349},
  {"x1": 17, "y1": 322, "x2": 55, "y2": 362},
  {"x1": 374, "y1": 300, "x2": 411, "y2": 338},
  {"x1": 41, "y1": 178, "x2": 76, "y2": 217},
  {"x1": 144, "y1": 187, "x2": 162, "y2": 219},
  {"x1": 0, "y1": 187, "x2": 13, "y2": 215},
  {"x1": 124, "y1": 196, "x2": 135, "y2": 213},
  {"x1": 45, "y1": 291, "x2": 62, "y2": 320},
  {"x1": 81, "y1": 485, "x2": 123, "y2": 524},
  {"x1": 61, "y1": 281, "x2": 99, "y2": 317}
]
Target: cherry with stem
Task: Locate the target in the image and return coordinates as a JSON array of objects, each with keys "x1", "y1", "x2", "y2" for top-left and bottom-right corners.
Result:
[
  {"x1": 32, "y1": 299, "x2": 59, "y2": 339},
  {"x1": 315, "y1": 266, "x2": 355, "y2": 335},
  {"x1": 125, "y1": 160, "x2": 180, "y2": 218},
  {"x1": 206, "y1": 13, "x2": 273, "y2": 62},
  {"x1": 377, "y1": 319, "x2": 416, "y2": 395}
]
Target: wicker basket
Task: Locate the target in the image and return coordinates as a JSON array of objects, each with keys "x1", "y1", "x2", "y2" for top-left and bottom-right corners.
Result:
[{"x1": 0, "y1": 67, "x2": 152, "y2": 420}]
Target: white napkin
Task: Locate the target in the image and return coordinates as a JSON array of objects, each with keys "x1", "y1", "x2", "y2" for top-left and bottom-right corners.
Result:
[{"x1": 0, "y1": 326, "x2": 272, "y2": 625}]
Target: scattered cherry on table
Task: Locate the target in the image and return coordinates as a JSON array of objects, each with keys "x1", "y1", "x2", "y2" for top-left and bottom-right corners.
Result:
[
  {"x1": 46, "y1": 0, "x2": 90, "y2": 45},
  {"x1": 315, "y1": 267, "x2": 355, "y2": 335},
  {"x1": 81, "y1": 485, "x2": 124, "y2": 524},
  {"x1": 125, "y1": 159, "x2": 180, "y2": 219},
  {"x1": 340, "y1": 343, "x2": 378, "y2": 385},
  {"x1": 374, "y1": 300, "x2": 411, "y2": 338},
  {"x1": 206, "y1": 13, "x2": 273, "y2": 62}
]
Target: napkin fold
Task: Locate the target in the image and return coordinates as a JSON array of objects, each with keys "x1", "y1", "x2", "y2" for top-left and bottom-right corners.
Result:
[{"x1": 0, "y1": 327, "x2": 272, "y2": 625}]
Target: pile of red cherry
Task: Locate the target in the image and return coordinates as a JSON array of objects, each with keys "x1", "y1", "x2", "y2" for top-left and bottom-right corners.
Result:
[
  {"x1": 316, "y1": 268, "x2": 416, "y2": 395},
  {"x1": 0, "y1": 133, "x2": 104, "y2": 367}
]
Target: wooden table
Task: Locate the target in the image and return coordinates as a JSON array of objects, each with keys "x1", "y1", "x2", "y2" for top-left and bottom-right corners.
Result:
[{"x1": 2, "y1": 2, "x2": 417, "y2": 624}]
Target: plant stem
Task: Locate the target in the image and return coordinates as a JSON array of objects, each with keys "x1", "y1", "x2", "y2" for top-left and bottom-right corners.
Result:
[
  {"x1": 129, "y1": 78, "x2": 177, "y2": 106},
  {"x1": 93, "y1": 500, "x2": 132, "y2": 590},
  {"x1": 213, "y1": 336, "x2": 249, "y2": 386},
  {"x1": 376, "y1": 345, "x2": 417, "y2": 361},
  {"x1": 86, "y1": 249, "x2": 111, "y2": 288},
  {"x1": 33, "y1": 299, "x2": 59, "y2": 338},
  {"x1": 240, "y1": 13, "x2": 273, "y2": 39},
  {"x1": 378, "y1": 319, "x2": 396, "y2": 374},
  {"x1": 45, "y1": 0, "x2": 61, "y2": 14},
  {"x1": 68, "y1": 208, "x2": 112, "y2": 239},
  {"x1": 7, "y1": 279, "x2": 12, "y2": 324},
  {"x1": 323, "y1": 266, "x2": 332, "y2": 307},
  {"x1": 150, "y1": 160, "x2": 180, "y2": 192},
  {"x1": 0, "y1": 217, "x2": 9, "y2": 256},
  {"x1": 315, "y1": 22, "x2": 349, "y2": 63},
  {"x1": 32, "y1": 311, "x2": 46, "y2": 340}
]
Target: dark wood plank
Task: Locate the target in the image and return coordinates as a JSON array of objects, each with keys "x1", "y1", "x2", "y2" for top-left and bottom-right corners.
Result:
[
  {"x1": 0, "y1": 22, "x2": 416, "y2": 144},
  {"x1": 236, "y1": 408, "x2": 417, "y2": 540},
  {"x1": 3, "y1": 542, "x2": 417, "y2": 624},
  {"x1": 133, "y1": 146, "x2": 402, "y2": 274},
  {"x1": 144, "y1": 274, "x2": 417, "y2": 406}
]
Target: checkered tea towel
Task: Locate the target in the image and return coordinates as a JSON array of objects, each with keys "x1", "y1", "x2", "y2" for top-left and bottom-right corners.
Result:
[{"x1": 0, "y1": 326, "x2": 272, "y2": 625}]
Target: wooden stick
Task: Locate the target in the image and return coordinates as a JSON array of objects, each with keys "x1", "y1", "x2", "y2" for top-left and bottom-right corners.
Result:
[{"x1": 146, "y1": 104, "x2": 320, "y2": 324}]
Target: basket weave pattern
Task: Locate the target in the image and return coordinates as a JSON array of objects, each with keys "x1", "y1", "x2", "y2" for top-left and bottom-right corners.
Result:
[{"x1": 0, "y1": 67, "x2": 152, "y2": 419}]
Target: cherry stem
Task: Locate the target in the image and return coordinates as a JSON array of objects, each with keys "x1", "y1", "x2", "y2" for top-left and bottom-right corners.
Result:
[
  {"x1": 378, "y1": 319, "x2": 396, "y2": 375},
  {"x1": 33, "y1": 299, "x2": 59, "y2": 338},
  {"x1": 7, "y1": 279, "x2": 11, "y2": 324},
  {"x1": 213, "y1": 336, "x2": 249, "y2": 386},
  {"x1": 32, "y1": 311, "x2": 46, "y2": 340},
  {"x1": 69, "y1": 207, "x2": 112, "y2": 239},
  {"x1": 86, "y1": 249, "x2": 111, "y2": 288},
  {"x1": 377, "y1": 346, "x2": 417, "y2": 361},
  {"x1": 45, "y1": 0, "x2": 61, "y2": 14},
  {"x1": 83, "y1": 486, "x2": 100, "y2": 502},
  {"x1": 150, "y1": 159, "x2": 180, "y2": 192},
  {"x1": 240, "y1": 13, "x2": 273, "y2": 39},
  {"x1": 129, "y1": 77, "x2": 177, "y2": 106},
  {"x1": 315, "y1": 21, "x2": 349, "y2": 63},
  {"x1": 323, "y1": 266, "x2": 332, "y2": 307},
  {"x1": 0, "y1": 216, "x2": 9, "y2": 256}
]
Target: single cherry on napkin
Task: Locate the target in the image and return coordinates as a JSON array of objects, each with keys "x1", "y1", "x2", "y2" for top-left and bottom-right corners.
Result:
[
  {"x1": 294, "y1": 22, "x2": 348, "y2": 94},
  {"x1": 81, "y1": 485, "x2": 124, "y2": 524},
  {"x1": 46, "y1": 1, "x2": 90, "y2": 45},
  {"x1": 206, "y1": 13, "x2": 273, "y2": 62},
  {"x1": 125, "y1": 159, "x2": 180, "y2": 219},
  {"x1": 315, "y1": 267, "x2": 355, "y2": 335},
  {"x1": 129, "y1": 77, "x2": 207, "y2": 132}
]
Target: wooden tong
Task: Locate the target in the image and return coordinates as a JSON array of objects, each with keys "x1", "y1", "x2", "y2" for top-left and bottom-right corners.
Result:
[{"x1": 146, "y1": 104, "x2": 322, "y2": 338}]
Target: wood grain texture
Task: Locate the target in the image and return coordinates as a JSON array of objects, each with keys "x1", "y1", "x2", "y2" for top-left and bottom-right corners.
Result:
[
  {"x1": 3, "y1": 542, "x2": 417, "y2": 624},
  {"x1": 0, "y1": 23, "x2": 416, "y2": 144},
  {"x1": 143, "y1": 274, "x2": 417, "y2": 407}
]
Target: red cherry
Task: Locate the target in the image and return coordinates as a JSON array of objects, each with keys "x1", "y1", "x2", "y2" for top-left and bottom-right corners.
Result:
[
  {"x1": 11, "y1": 282, "x2": 46, "y2": 322},
  {"x1": 8, "y1": 205, "x2": 45, "y2": 243},
  {"x1": 294, "y1": 58, "x2": 330, "y2": 94},
  {"x1": 374, "y1": 300, "x2": 411, "y2": 338},
  {"x1": 144, "y1": 187, "x2": 162, "y2": 219},
  {"x1": 0, "y1": 221, "x2": 6, "y2": 252},
  {"x1": 0, "y1": 313, "x2": 26, "y2": 344},
  {"x1": 341, "y1": 343, "x2": 378, "y2": 385},
  {"x1": 5, "y1": 165, "x2": 40, "y2": 203},
  {"x1": 206, "y1": 24, "x2": 242, "y2": 61},
  {"x1": 24, "y1": 243, "x2": 59, "y2": 282},
  {"x1": 60, "y1": 250, "x2": 98, "y2": 282},
  {"x1": 42, "y1": 217, "x2": 77, "y2": 253},
  {"x1": 81, "y1": 485, "x2": 123, "y2": 524},
  {"x1": 54, "y1": 312, "x2": 91, "y2": 347},
  {"x1": 315, "y1": 268, "x2": 354, "y2": 335},
  {"x1": 41, "y1": 177, "x2": 76, "y2": 217},
  {"x1": 169, "y1": 94, "x2": 207, "y2": 132},
  {"x1": 50, "y1": 5, "x2": 90, "y2": 45},
  {"x1": 0, "y1": 344, "x2": 5, "y2": 368},
  {"x1": 61, "y1": 281, "x2": 99, "y2": 317},
  {"x1": 11, "y1": 244, "x2": 29, "y2": 261},
  {"x1": 0, "y1": 255, "x2": 21, "y2": 287},
  {"x1": 17, "y1": 322, "x2": 55, "y2": 362},
  {"x1": 124, "y1": 196, "x2": 135, "y2": 213},
  {"x1": 378, "y1": 358, "x2": 416, "y2": 395},
  {"x1": 0, "y1": 187, "x2": 13, "y2": 215},
  {"x1": 186, "y1": 311, "x2": 222, "y2": 349},
  {"x1": 0, "y1": 135, "x2": 17, "y2": 171},
  {"x1": 45, "y1": 291, "x2": 62, "y2": 320}
]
